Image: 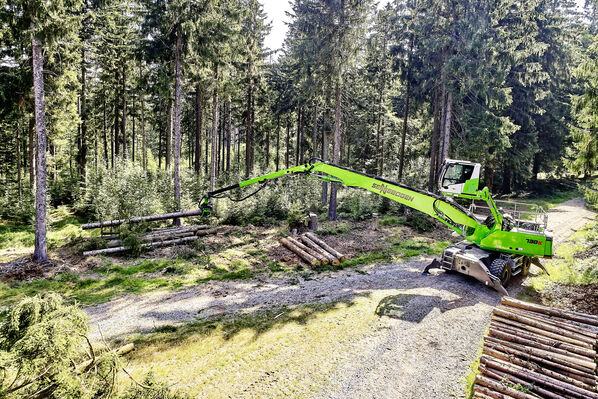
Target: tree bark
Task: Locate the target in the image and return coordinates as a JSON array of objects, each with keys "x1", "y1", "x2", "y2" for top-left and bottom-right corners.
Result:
[
  {"x1": 195, "y1": 83, "x2": 203, "y2": 174},
  {"x1": 28, "y1": 117, "x2": 35, "y2": 187},
  {"x1": 78, "y1": 45, "x2": 87, "y2": 181},
  {"x1": 16, "y1": 119, "x2": 22, "y2": 200},
  {"x1": 210, "y1": 64, "x2": 219, "y2": 191},
  {"x1": 328, "y1": 81, "x2": 342, "y2": 220},
  {"x1": 312, "y1": 101, "x2": 318, "y2": 160},
  {"x1": 285, "y1": 118, "x2": 290, "y2": 169},
  {"x1": 322, "y1": 93, "x2": 330, "y2": 204},
  {"x1": 428, "y1": 88, "x2": 441, "y2": 192},
  {"x1": 265, "y1": 116, "x2": 270, "y2": 168},
  {"x1": 32, "y1": 31, "x2": 48, "y2": 262},
  {"x1": 122, "y1": 66, "x2": 127, "y2": 158},
  {"x1": 132, "y1": 96, "x2": 135, "y2": 163},
  {"x1": 140, "y1": 63, "x2": 146, "y2": 170},
  {"x1": 398, "y1": 37, "x2": 413, "y2": 181},
  {"x1": 166, "y1": 97, "x2": 173, "y2": 170},
  {"x1": 114, "y1": 91, "x2": 119, "y2": 158},
  {"x1": 245, "y1": 54, "x2": 254, "y2": 177},
  {"x1": 173, "y1": 29, "x2": 182, "y2": 226},
  {"x1": 226, "y1": 98, "x2": 231, "y2": 172},
  {"x1": 441, "y1": 91, "x2": 452, "y2": 164},
  {"x1": 275, "y1": 115, "x2": 280, "y2": 171}
]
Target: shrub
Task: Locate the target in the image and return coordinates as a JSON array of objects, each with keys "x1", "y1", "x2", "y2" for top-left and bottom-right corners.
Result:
[
  {"x1": 404, "y1": 211, "x2": 435, "y2": 233},
  {"x1": 287, "y1": 203, "x2": 307, "y2": 230},
  {"x1": 337, "y1": 192, "x2": 376, "y2": 221}
]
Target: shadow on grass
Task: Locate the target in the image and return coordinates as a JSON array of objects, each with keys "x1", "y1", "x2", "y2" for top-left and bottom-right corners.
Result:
[{"x1": 125, "y1": 292, "x2": 370, "y2": 358}]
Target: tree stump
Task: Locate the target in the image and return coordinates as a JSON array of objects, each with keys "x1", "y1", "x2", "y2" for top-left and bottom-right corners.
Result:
[
  {"x1": 308, "y1": 213, "x2": 318, "y2": 231},
  {"x1": 372, "y1": 213, "x2": 379, "y2": 230}
]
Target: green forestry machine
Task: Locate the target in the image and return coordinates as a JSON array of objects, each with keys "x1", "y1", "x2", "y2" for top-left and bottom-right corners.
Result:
[{"x1": 200, "y1": 159, "x2": 552, "y2": 295}]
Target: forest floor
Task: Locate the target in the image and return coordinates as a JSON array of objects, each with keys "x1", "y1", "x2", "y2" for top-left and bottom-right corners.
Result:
[{"x1": 0, "y1": 193, "x2": 595, "y2": 398}]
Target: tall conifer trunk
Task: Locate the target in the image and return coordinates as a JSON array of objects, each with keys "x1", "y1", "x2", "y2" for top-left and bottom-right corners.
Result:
[
  {"x1": 245, "y1": 55, "x2": 253, "y2": 177},
  {"x1": 28, "y1": 117, "x2": 35, "y2": 187},
  {"x1": 210, "y1": 64, "x2": 219, "y2": 191},
  {"x1": 226, "y1": 99, "x2": 231, "y2": 171},
  {"x1": 166, "y1": 97, "x2": 173, "y2": 170},
  {"x1": 328, "y1": 81, "x2": 342, "y2": 221},
  {"x1": 275, "y1": 115, "x2": 280, "y2": 171},
  {"x1": 32, "y1": 30, "x2": 48, "y2": 262},
  {"x1": 173, "y1": 30, "x2": 182, "y2": 226},
  {"x1": 103, "y1": 97, "x2": 108, "y2": 168},
  {"x1": 285, "y1": 119, "x2": 290, "y2": 169},
  {"x1": 429, "y1": 88, "x2": 441, "y2": 191},
  {"x1": 312, "y1": 102, "x2": 318, "y2": 160},
  {"x1": 398, "y1": 38, "x2": 413, "y2": 181},
  {"x1": 195, "y1": 84, "x2": 203, "y2": 174},
  {"x1": 78, "y1": 45, "x2": 87, "y2": 181}
]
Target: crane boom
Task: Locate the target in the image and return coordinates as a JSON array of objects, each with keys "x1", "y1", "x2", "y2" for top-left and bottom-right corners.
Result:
[{"x1": 202, "y1": 159, "x2": 553, "y2": 295}]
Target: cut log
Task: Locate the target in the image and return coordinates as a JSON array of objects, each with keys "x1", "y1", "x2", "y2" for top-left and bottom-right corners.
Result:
[
  {"x1": 496, "y1": 305, "x2": 597, "y2": 339},
  {"x1": 371, "y1": 213, "x2": 378, "y2": 230},
  {"x1": 475, "y1": 374, "x2": 538, "y2": 399},
  {"x1": 474, "y1": 385, "x2": 518, "y2": 399},
  {"x1": 480, "y1": 365, "x2": 567, "y2": 399},
  {"x1": 484, "y1": 336, "x2": 596, "y2": 372},
  {"x1": 280, "y1": 237, "x2": 320, "y2": 266},
  {"x1": 286, "y1": 236, "x2": 327, "y2": 265},
  {"x1": 82, "y1": 209, "x2": 205, "y2": 230},
  {"x1": 493, "y1": 307, "x2": 595, "y2": 346},
  {"x1": 300, "y1": 235, "x2": 340, "y2": 266},
  {"x1": 482, "y1": 346, "x2": 597, "y2": 392},
  {"x1": 502, "y1": 297, "x2": 598, "y2": 327},
  {"x1": 83, "y1": 235, "x2": 202, "y2": 256},
  {"x1": 481, "y1": 355, "x2": 598, "y2": 399},
  {"x1": 488, "y1": 328, "x2": 593, "y2": 364},
  {"x1": 308, "y1": 213, "x2": 318, "y2": 231},
  {"x1": 491, "y1": 314, "x2": 594, "y2": 349},
  {"x1": 484, "y1": 339, "x2": 598, "y2": 385},
  {"x1": 304, "y1": 232, "x2": 345, "y2": 261},
  {"x1": 489, "y1": 321, "x2": 596, "y2": 358}
]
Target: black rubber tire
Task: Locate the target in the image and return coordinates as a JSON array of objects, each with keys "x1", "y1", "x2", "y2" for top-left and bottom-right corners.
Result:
[
  {"x1": 521, "y1": 257, "x2": 531, "y2": 277},
  {"x1": 489, "y1": 258, "x2": 512, "y2": 287}
]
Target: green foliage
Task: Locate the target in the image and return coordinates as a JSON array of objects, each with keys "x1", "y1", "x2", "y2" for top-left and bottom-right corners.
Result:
[
  {"x1": 0, "y1": 293, "x2": 118, "y2": 398},
  {"x1": 337, "y1": 192, "x2": 376, "y2": 221},
  {"x1": 404, "y1": 212, "x2": 435, "y2": 233},
  {"x1": 119, "y1": 373, "x2": 189, "y2": 399},
  {"x1": 287, "y1": 203, "x2": 307, "y2": 230}
]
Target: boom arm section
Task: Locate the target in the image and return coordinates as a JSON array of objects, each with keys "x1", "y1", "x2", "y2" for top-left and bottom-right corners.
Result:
[{"x1": 203, "y1": 160, "x2": 486, "y2": 238}]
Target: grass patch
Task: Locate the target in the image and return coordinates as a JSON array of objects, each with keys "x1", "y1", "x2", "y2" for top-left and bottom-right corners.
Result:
[
  {"x1": 379, "y1": 216, "x2": 406, "y2": 226},
  {"x1": 526, "y1": 218, "x2": 598, "y2": 294},
  {"x1": 122, "y1": 293, "x2": 384, "y2": 398}
]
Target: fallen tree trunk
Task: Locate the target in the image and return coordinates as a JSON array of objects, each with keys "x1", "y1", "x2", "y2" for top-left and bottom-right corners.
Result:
[
  {"x1": 300, "y1": 235, "x2": 340, "y2": 266},
  {"x1": 280, "y1": 237, "x2": 319, "y2": 266},
  {"x1": 82, "y1": 209, "x2": 205, "y2": 230},
  {"x1": 474, "y1": 384, "x2": 518, "y2": 399},
  {"x1": 84, "y1": 235, "x2": 207, "y2": 256},
  {"x1": 304, "y1": 232, "x2": 345, "y2": 261},
  {"x1": 475, "y1": 374, "x2": 538, "y2": 399},
  {"x1": 479, "y1": 365, "x2": 567, "y2": 399}
]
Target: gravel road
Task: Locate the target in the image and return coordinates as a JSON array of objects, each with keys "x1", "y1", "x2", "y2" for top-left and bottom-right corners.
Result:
[{"x1": 86, "y1": 197, "x2": 596, "y2": 398}]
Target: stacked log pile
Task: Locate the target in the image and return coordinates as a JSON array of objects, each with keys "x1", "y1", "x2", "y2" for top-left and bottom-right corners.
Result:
[
  {"x1": 280, "y1": 232, "x2": 346, "y2": 267},
  {"x1": 83, "y1": 225, "x2": 219, "y2": 256},
  {"x1": 474, "y1": 296, "x2": 598, "y2": 399}
]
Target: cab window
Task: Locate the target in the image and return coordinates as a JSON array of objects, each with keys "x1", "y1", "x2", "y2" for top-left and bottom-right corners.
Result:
[{"x1": 442, "y1": 164, "x2": 474, "y2": 188}]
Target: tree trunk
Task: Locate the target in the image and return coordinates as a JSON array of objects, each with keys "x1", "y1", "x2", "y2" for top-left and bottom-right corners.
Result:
[
  {"x1": 28, "y1": 117, "x2": 35, "y2": 187},
  {"x1": 275, "y1": 115, "x2": 280, "y2": 171},
  {"x1": 158, "y1": 106, "x2": 162, "y2": 169},
  {"x1": 102, "y1": 96, "x2": 108, "y2": 168},
  {"x1": 210, "y1": 64, "x2": 219, "y2": 191},
  {"x1": 16, "y1": 120, "x2": 22, "y2": 200},
  {"x1": 78, "y1": 45, "x2": 87, "y2": 181},
  {"x1": 328, "y1": 81, "x2": 342, "y2": 221},
  {"x1": 132, "y1": 95, "x2": 135, "y2": 163},
  {"x1": 441, "y1": 91, "x2": 452, "y2": 164},
  {"x1": 140, "y1": 82, "x2": 146, "y2": 170},
  {"x1": 114, "y1": 92, "x2": 119, "y2": 158},
  {"x1": 245, "y1": 55, "x2": 253, "y2": 177},
  {"x1": 226, "y1": 98, "x2": 231, "y2": 172},
  {"x1": 121, "y1": 66, "x2": 127, "y2": 159},
  {"x1": 428, "y1": 88, "x2": 441, "y2": 191},
  {"x1": 285, "y1": 118, "x2": 290, "y2": 169},
  {"x1": 195, "y1": 83, "x2": 202, "y2": 174},
  {"x1": 299, "y1": 107, "x2": 305, "y2": 163},
  {"x1": 312, "y1": 101, "x2": 318, "y2": 160},
  {"x1": 32, "y1": 31, "x2": 48, "y2": 262},
  {"x1": 173, "y1": 29, "x2": 182, "y2": 226},
  {"x1": 398, "y1": 38, "x2": 413, "y2": 181},
  {"x1": 166, "y1": 97, "x2": 173, "y2": 170},
  {"x1": 322, "y1": 93, "x2": 330, "y2": 205}
]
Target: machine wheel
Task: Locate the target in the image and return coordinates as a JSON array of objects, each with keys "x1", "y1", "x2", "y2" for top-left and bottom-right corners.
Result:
[
  {"x1": 521, "y1": 257, "x2": 531, "y2": 277},
  {"x1": 489, "y1": 258, "x2": 512, "y2": 287}
]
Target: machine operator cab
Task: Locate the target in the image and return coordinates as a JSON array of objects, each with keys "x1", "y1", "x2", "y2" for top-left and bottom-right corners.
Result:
[{"x1": 438, "y1": 159, "x2": 481, "y2": 196}]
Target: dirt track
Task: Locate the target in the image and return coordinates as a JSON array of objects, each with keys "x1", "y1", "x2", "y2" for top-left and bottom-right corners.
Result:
[{"x1": 86, "y1": 198, "x2": 596, "y2": 398}]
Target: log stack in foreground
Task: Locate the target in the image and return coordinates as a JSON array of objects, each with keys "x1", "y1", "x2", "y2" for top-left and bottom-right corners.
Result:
[
  {"x1": 280, "y1": 233, "x2": 346, "y2": 267},
  {"x1": 474, "y1": 296, "x2": 598, "y2": 399},
  {"x1": 83, "y1": 225, "x2": 219, "y2": 256}
]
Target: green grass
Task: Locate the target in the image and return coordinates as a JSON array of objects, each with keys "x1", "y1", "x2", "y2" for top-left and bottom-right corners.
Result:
[
  {"x1": 0, "y1": 206, "x2": 88, "y2": 255},
  {"x1": 525, "y1": 218, "x2": 598, "y2": 295}
]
